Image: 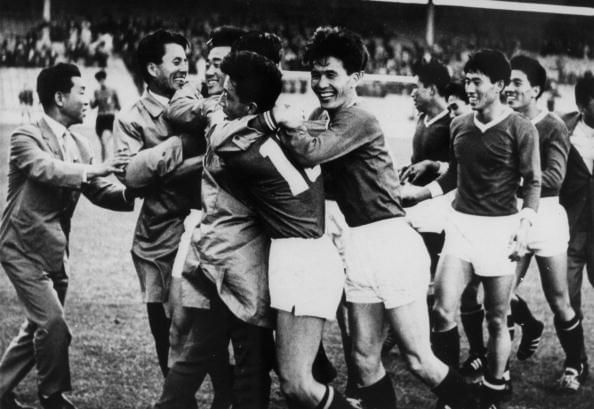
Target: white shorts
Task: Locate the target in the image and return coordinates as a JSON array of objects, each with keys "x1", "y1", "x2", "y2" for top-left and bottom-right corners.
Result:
[
  {"x1": 325, "y1": 200, "x2": 349, "y2": 267},
  {"x1": 404, "y1": 188, "x2": 456, "y2": 234},
  {"x1": 521, "y1": 197, "x2": 569, "y2": 257},
  {"x1": 344, "y1": 217, "x2": 431, "y2": 309},
  {"x1": 269, "y1": 236, "x2": 345, "y2": 320},
  {"x1": 442, "y1": 210, "x2": 519, "y2": 277}
]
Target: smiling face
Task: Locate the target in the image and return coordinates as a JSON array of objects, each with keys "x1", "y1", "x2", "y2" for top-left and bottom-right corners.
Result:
[
  {"x1": 506, "y1": 69, "x2": 538, "y2": 113},
  {"x1": 205, "y1": 46, "x2": 231, "y2": 96},
  {"x1": 464, "y1": 71, "x2": 503, "y2": 113},
  {"x1": 310, "y1": 56, "x2": 359, "y2": 111},
  {"x1": 148, "y1": 42, "x2": 188, "y2": 98},
  {"x1": 447, "y1": 94, "x2": 471, "y2": 118},
  {"x1": 61, "y1": 76, "x2": 88, "y2": 126},
  {"x1": 411, "y1": 78, "x2": 432, "y2": 113}
]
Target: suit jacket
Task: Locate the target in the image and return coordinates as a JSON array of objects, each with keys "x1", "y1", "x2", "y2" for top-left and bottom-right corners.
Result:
[
  {"x1": 560, "y1": 111, "x2": 593, "y2": 234},
  {"x1": 0, "y1": 117, "x2": 133, "y2": 272}
]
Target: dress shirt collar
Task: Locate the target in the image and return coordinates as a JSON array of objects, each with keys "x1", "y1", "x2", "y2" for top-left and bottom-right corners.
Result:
[
  {"x1": 473, "y1": 106, "x2": 513, "y2": 133},
  {"x1": 424, "y1": 109, "x2": 449, "y2": 128},
  {"x1": 43, "y1": 113, "x2": 68, "y2": 140}
]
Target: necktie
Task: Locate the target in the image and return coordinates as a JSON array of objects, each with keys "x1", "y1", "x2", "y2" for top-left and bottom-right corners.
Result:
[{"x1": 61, "y1": 130, "x2": 78, "y2": 163}]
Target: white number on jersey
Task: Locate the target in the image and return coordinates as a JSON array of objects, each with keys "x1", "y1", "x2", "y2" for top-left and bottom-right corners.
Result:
[{"x1": 259, "y1": 138, "x2": 320, "y2": 196}]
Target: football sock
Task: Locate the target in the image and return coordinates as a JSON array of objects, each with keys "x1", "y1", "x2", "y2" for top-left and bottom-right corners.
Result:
[
  {"x1": 432, "y1": 368, "x2": 471, "y2": 407},
  {"x1": 147, "y1": 302, "x2": 171, "y2": 377},
  {"x1": 461, "y1": 305, "x2": 486, "y2": 356},
  {"x1": 431, "y1": 326, "x2": 460, "y2": 368},
  {"x1": 555, "y1": 314, "x2": 584, "y2": 370},
  {"x1": 356, "y1": 375, "x2": 397, "y2": 409}
]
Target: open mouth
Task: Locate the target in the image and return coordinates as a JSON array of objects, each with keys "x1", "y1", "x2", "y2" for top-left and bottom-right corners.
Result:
[{"x1": 317, "y1": 90, "x2": 335, "y2": 103}]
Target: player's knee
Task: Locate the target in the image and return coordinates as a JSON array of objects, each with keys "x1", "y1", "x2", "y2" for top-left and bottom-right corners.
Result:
[
  {"x1": 432, "y1": 304, "x2": 455, "y2": 330},
  {"x1": 485, "y1": 312, "x2": 507, "y2": 334}
]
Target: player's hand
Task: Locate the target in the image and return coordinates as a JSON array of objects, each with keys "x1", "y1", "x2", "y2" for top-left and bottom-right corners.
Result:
[
  {"x1": 508, "y1": 219, "x2": 531, "y2": 261},
  {"x1": 400, "y1": 183, "x2": 424, "y2": 207},
  {"x1": 88, "y1": 152, "x2": 131, "y2": 177},
  {"x1": 272, "y1": 104, "x2": 304, "y2": 128},
  {"x1": 400, "y1": 160, "x2": 438, "y2": 184}
]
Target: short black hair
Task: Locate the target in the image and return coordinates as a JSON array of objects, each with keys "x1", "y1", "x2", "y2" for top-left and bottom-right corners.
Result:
[
  {"x1": 208, "y1": 25, "x2": 246, "y2": 50},
  {"x1": 464, "y1": 49, "x2": 511, "y2": 86},
  {"x1": 37, "y1": 63, "x2": 81, "y2": 110},
  {"x1": 510, "y1": 55, "x2": 547, "y2": 99},
  {"x1": 221, "y1": 51, "x2": 282, "y2": 112},
  {"x1": 304, "y1": 26, "x2": 369, "y2": 74},
  {"x1": 445, "y1": 82, "x2": 469, "y2": 103},
  {"x1": 233, "y1": 31, "x2": 282, "y2": 65},
  {"x1": 413, "y1": 59, "x2": 451, "y2": 96},
  {"x1": 95, "y1": 70, "x2": 107, "y2": 81},
  {"x1": 136, "y1": 29, "x2": 189, "y2": 83}
]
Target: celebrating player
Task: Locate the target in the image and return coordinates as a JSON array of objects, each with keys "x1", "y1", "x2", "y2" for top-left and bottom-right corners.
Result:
[
  {"x1": 404, "y1": 49, "x2": 541, "y2": 409},
  {"x1": 258, "y1": 26, "x2": 471, "y2": 409}
]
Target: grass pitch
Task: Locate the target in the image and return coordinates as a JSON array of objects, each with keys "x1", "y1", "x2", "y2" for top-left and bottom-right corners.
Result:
[{"x1": 0, "y1": 106, "x2": 593, "y2": 409}]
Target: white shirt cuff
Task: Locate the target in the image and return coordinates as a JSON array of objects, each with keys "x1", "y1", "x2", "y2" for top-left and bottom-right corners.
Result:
[
  {"x1": 437, "y1": 161, "x2": 449, "y2": 175},
  {"x1": 82, "y1": 168, "x2": 88, "y2": 183},
  {"x1": 519, "y1": 207, "x2": 537, "y2": 225},
  {"x1": 427, "y1": 181, "x2": 444, "y2": 198}
]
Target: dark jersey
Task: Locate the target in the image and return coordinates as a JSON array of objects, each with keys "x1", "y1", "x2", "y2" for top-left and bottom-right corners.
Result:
[
  {"x1": 300, "y1": 103, "x2": 405, "y2": 227},
  {"x1": 411, "y1": 111, "x2": 451, "y2": 185},
  {"x1": 533, "y1": 112, "x2": 570, "y2": 197},
  {"x1": 437, "y1": 110, "x2": 541, "y2": 216},
  {"x1": 217, "y1": 131, "x2": 325, "y2": 239}
]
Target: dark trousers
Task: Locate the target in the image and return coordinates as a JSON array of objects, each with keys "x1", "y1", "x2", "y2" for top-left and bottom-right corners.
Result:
[
  {"x1": 0, "y1": 254, "x2": 71, "y2": 397},
  {"x1": 155, "y1": 276, "x2": 274, "y2": 409}
]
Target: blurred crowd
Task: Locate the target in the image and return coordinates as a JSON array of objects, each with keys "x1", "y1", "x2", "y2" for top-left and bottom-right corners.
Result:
[{"x1": 1, "y1": 12, "x2": 593, "y2": 85}]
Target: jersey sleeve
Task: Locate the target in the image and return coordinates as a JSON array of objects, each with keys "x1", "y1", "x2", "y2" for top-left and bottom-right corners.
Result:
[
  {"x1": 278, "y1": 108, "x2": 382, "y2": 167},
  {"x1": 435, "y1": 119, "x2": 459, "y2": 194},
  {"x1": 516, "y1": 120, "x2": 542, "y2": 211},
  {"x1": 541, "y1": 121, "x2": 570, "y2": 192}
]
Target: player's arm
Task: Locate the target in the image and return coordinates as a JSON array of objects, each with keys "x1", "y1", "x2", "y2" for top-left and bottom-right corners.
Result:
[
  {"x1": 401, "y1": 123, "x2": 458, "y2": 205},
  {"x1": 255, "y1": 107, "x2": 378, "y2": 167},
  {"x1": 165, "y1": 82, "x2": 212, "y2": 131},
  {"x1": 541, "y1": 123, "x2": 570, "y2": 192},
  {"x1": 82, "y1": 177, "x2": 135, "y2": 211},
  {"x1": 11, "y1": 126, "x2": 128, "y2": 188},
  {"x1": 510, "y1": 121, "x2": 542, "y2": 261}
]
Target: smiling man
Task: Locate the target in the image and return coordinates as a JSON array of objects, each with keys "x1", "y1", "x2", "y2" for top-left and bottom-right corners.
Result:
[
  {"x1": 113, "y1": 29, "x2": 199, "y2": 377},
  {"x1": 265, "y1": 26, "x2": 472, "y2": 409},
  {"x1": 0, "y1": 63, "x2": 133, "y2": 409},
  {"x1": 506, "y1": 55, "x2": 585, "y2": 392},
  {"x1": 404, "y1": 49, "x2": 541, "y2": 409}
]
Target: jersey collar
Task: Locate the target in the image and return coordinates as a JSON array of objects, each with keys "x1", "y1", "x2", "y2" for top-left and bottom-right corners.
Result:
[
  {"x1": 424, "y1": 109, "x2": 449, "y2": 128},
  {"x1": 473, "y1": 106, "x2": 513, "y2": 133}
]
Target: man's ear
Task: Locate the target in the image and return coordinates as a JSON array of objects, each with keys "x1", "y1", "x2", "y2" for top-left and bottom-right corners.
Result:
[
  {"x1": 532, "y1": 85, "x2": 541, "y2": 99},
  {"x1": 349, "y1": 71, "x2": 364, "y2": 87},
  {"x1": 246, "y1": 102, "x2": 259, "y2": 115},
  {"x1": 54, "y1": 91, "x2": 66, "y2": 108},
  {"x1": 147, "y1": 62, "x2": 159, "y2": 80},
  {"x1": 495, "y1": 79, "x2": 506, "y2": 93}
]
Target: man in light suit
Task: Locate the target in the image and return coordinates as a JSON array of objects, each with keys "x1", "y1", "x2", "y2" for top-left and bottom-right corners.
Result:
[{"x1": 0, "y1": 63, "x2": 134, "y2": 409}]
